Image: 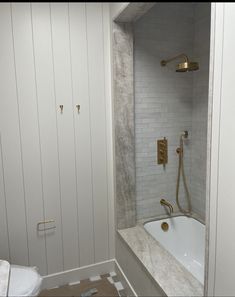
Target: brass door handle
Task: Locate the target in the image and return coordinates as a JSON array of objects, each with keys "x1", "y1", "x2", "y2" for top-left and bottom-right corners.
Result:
[{"x1": 37, "y1": 219, "x2": 56, "y2": 231}]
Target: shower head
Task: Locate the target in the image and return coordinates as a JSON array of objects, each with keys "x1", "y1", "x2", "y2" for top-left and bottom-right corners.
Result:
[
  {"x1": 176, "y1": 61, "x2": 199, "y2": 72},
  {"x1": 161, "y1": 54, "x2": 199, "y2": 72}
]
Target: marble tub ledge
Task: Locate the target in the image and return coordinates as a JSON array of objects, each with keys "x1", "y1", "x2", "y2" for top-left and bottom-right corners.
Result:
[{"x1": 118, "y1": 225, "x2": 203, "y2": 297}]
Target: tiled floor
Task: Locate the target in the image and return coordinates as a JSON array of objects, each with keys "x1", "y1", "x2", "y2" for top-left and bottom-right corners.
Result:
[{"x1": 39, "y1": 272, "x2": 126, "y2": 297}]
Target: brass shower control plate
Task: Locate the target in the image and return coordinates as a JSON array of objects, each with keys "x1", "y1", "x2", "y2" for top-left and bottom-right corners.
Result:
[{"x1": 157, "y1": 138, "x2": 168, "y2": 165}]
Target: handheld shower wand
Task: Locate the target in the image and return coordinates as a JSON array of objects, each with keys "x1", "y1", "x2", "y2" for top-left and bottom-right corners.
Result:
[{"x1": 176, "y1": 131, "x2": 192, "y2": 214}]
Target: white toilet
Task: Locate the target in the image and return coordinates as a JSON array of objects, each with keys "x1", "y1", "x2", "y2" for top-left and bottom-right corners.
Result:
[{"x1": 8, "y1": 265, "x2": 42, "y2": 297}]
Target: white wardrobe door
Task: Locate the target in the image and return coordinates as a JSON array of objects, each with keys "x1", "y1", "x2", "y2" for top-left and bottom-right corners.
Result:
[
  {"x1": 68, "y1": 3, "x2": 95, "y2": 266},
  {"x1": 0, "y1": 2, "x2": 112, "y2": 272},
  {"x1": 50, "y1": 3, "x2": 80, "y2": 270},
  {"x1": 0, "y1": 3, "x2": 29, "y2": 265},
  {"x1": 86, "y1": 3, "x2": 109, "y2": 262},
  {"x1": 31, "y1": 3, "x2": 64, "y2": 274},
  {"x1": 11, "y1": 3, "x2": 47, "y2": 275}
]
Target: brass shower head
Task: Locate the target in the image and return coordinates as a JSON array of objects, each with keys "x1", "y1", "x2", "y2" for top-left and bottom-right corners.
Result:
[
  {"x1": 176, "y1": 61, "x2": 199, "y2": 72},
  {"x1": 161, "y1": 54, "x2": 199, "y2": 72}
]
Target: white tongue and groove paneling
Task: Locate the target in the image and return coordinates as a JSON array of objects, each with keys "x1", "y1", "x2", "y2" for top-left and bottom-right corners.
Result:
[
  {"x1": 68, "y1": 2, "x2": 95, "y2": 267},
  {"x1": 102, "y1": 3, "x2": 115, "y2": 259},
  {"x1": 0, "y1": 2, "x2": 113, "y2": 276},
  {"x1": 31, "y1": 2, "x2": 63, "y2": 274},
  {"x1": 0, "y1": 135, "x2": 10, "y2": 261},
  {"x1": 0, "y1": 3, "x2": 29, "y2": 265},
  {"x1": 50, "y1": 2, "x2": 80, "y2": 270},
  {"x1": 86, "y1": 3, "x2": 109, "y2": 262},
  {"x1": 11, "y1": 2, "x2": 47, "y2": 275}
]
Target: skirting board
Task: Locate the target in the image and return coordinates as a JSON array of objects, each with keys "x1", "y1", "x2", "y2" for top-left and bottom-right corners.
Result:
[{"x1": 42, "y1": 259, "x2": 115, "y2": 290}]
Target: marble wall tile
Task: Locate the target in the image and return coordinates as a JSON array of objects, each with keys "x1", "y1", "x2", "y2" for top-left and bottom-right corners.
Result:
[
  {"x1": 113, "y1": 23, "x2": 136, "y2": 229},
  {"x1": 134, "y1": 3, "x2": 211, "y2": 221},
  {"x1": 191, "y1": 3, "x2": 211, "y2": 220},
  {"x1": 113, "y1": 3, "x2": 211, "y2": 228},
  {"x1": 134, "y1": 3, "x2": 194, "y2": 220}
]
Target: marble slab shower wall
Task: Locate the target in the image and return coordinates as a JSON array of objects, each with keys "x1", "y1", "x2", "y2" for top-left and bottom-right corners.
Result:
[
  {"x1": 191, "y1": 3, "x2": 211, "y2": 220},
  {"x1": 134, "y1": 3, "x2": 195, "y2": 220},
  {"x1": 113, "y1": 23, "x2": 136, "y2": 229},
  {"x1": 113, "y1": 3, "x2": 210, "y2": 227}
]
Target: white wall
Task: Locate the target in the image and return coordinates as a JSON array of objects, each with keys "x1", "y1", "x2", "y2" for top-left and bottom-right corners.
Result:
[
  {"x1": 0, "y1": 2, "x2": 114, "y2": 277},
  {"x1": 207, "y1": 3, "x2": 235, "y2": 296}
]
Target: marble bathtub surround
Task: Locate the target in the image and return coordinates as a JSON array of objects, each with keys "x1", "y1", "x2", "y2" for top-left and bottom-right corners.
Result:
[
  {"x1": 112, "y1": 2, "x2": 213, "y2": 296},
  {"x1": 0, "y1": 260, "x2": 10, "y2": 297},
  {"x1": 113, "y1": 23, "x2": 136, "y2": 229},
  {"x1": 118, "y1": 223, "x2": 203, "y2": 297},
  {"x1": 113, "y1": 3, "x2": 211, "y2": 228}
]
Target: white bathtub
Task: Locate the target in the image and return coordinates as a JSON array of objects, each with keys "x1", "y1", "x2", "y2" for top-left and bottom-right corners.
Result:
[{"x1": 144, "y1": 216, "x2": 205, "y2": 284}]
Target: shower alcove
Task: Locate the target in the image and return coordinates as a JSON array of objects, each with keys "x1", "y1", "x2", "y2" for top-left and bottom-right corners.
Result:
[{"x1": 112, "y1": 2, "x2": 214, "y2": 296}]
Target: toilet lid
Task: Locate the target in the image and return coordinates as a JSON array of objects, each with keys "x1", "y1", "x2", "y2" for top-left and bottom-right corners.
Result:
[{"x1": 8, "y1": 265, "x2": 42, "y2": 297}]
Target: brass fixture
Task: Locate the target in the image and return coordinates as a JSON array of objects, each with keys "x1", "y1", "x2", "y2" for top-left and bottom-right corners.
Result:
[
  {"x1": 37, "y1": 219, "x2": 56, "y2": 231},
  {"x1": 182, "y1": 130, "x2": 188, "y2": 138},
  {"x1": 157, "y1": 137, "x2": 168, "y2": 166},
  {"x1": 160, "y1": 199, "x2": 174, "y2": 214},
  {"x1": 176, "y1": 131, "x2": 188, "y2": 154},
  {"x1": 161, "y1": 222, "x2": 169, "y2": 232},
  {"x1": 161, "y1": 53, "x2": 199, "y2": 72},
  {"x1": 176, "y1": 131, "x2": 192, "y2": 214},
  {"x1": 76, "y1": 104, "x2": 81, "y2": 112},
  {"x1": 176, "y1": 147, "x2": 182, "y2": 154},
  {"x1": 59, "y1": 105, "x2": 63, "y2": 113}
]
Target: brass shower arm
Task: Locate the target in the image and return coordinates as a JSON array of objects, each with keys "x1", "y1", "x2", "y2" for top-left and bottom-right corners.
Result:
[{"x1": 161, "y1": 53, "x2": 189, "y2": 66}]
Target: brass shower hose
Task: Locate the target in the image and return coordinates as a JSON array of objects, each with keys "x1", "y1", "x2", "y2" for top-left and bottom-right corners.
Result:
[{"x1": 176, "y1": 135, "x2": 192, "y2": 214}]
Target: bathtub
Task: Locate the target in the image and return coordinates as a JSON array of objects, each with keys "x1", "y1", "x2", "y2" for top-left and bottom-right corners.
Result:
[{"x1": 144, "y1": 216, "x2": 205, "y2": 284}]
